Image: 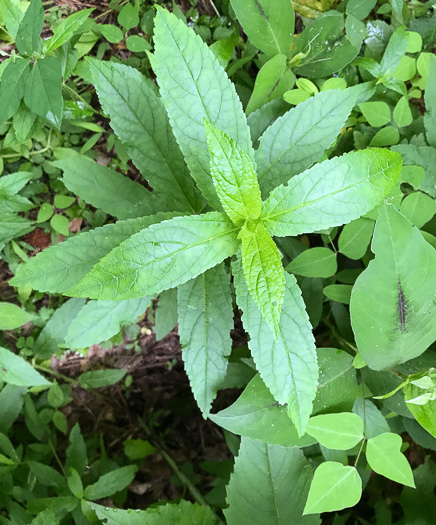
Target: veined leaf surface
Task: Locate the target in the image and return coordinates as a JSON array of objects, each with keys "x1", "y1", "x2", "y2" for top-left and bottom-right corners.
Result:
[
  {"x1": 178, "y1": 263, "x2": 233, "y2": 415},
  {"x1": 350, "y1": 205, "x2": 436, "y2": 370},
  {"x1": 68, "y1": 212, "x2": 240, "y2": 300},
  {"x1": 256, "y1": 89, "x2": 357, "y2": 195},
  {"x1": 233, "y1": 257, "x2": 318, "y2": 435},
  {"x1": 87, "y1": 59, "x2": 202, "y2": 213},
  {"x1": 205, "y1": 121, "x2": 261, "y2": 225},
  {"x1": 153, "y1": 8, "x2": 253, "y2": 208},
  {"x1": 261, "y1": 149, "x2": 401, "y2": 237}
]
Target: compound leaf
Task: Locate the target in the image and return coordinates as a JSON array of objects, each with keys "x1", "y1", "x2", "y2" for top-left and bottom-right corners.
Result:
[
  {"x1": 153, "y1": 8, "x2": 253, "y2": 208},
  {"x1": 350, "y1": 205, "x2": 436, "y2": 370},
  {"x1": 261, "y1": 149, "x2": 401, "y2": 237},
  {"x1": 178, "y1": 263, "x2": 233, "y2": 416},
  {"x1": 68, "y1": 212, "x2": 240, "y2": 300}
]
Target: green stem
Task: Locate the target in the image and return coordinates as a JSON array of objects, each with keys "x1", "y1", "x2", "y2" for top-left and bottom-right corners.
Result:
[{"x1": 33, "y1": 363, "x2": 76, "y2": 385}]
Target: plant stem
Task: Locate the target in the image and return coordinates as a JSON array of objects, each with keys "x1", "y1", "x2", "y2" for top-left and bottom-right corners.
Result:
[{"x1": 33, "y1": 363, "x2": 76, "y2": 385}]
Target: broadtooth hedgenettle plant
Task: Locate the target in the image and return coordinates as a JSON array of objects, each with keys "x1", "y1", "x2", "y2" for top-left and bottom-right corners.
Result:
[{"x1": 10, "y1": 7, "x2": 401, "y2": 437}]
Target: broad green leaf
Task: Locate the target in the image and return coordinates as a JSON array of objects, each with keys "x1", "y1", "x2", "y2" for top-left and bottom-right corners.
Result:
[
  {"x1": 87, "y1": 59, "x2": 201, "y2": 213},
  {"x1": 0, "y1": 347, "x2": 50, "y2": 387},
  {"x1": 68, "y1": 212, "x2": 240, "y2": 300},
  {"x1": 78, "y1": 369, "x2": 127, "y2": 389},
  {"x1": 262, "y1": 149, "x2": 401, "y2": 237},
  {"x1": 246, "y1": 54, "x2": 295, "y2": 115},
  {"x1": 312, "y1": 348, "x2": 357, "y2": 414},
  {"x1": 28, "y1": 461, "x2": 67, "y2": 490},
  {"x1": 233, "y1": 257, "x2": 318, "y2": 435},
  {"x1": 84, "y1": 465, "x2": 138, "y2": 500},
  {"x1": 400, "y1": 192, "x2": 436, "y2": 228},
  {"x1": 225, "y1": 437, "x2": 312, "y2": 525},
  {"x1": 352, "y1": 397, "x2": 390, "y2": 439},
  {"x1": 153, "y1": 8, "x2": 253, "y2": 208},
  {"x1": 66, "y1": 423, "x2": 87, "y2": 476},
  {"x1": 424, "y1": 55, "x2": 436, "y2": 147},
  {"x1": 0, "y1": 213, "x2": 33, "y2": 246},
  {"x1": 98, "y1": 24, "x2": 123, "y2": 44},
  {"x1": 0, "y1": 0, "x2": 24, "y2": 38},
  {"x1": 124, "y1": 439, "x2": 155, "y2": 460},
  {"x1": 65, "y1": 297, "x2": 150, "y2": 349},
  {"x1": 404, "y1": 383, "x2": 436, "y2": 438},
  {"x1": 346, "y1": 0, "x2": 377, "y2": 20},
  {"x1": 391, "y1": 144, "x2": 436, "y2": 197},
  {"x1": 118, "y1": 2, "x2": 139, "y2": 30},
  {"x1": 204, "y1": 121, "x2": 261, "y2": 225},
  {"x1": 0, "y1": 384, "x2": 26, "y2": 434},
  {"x1": 293, "y1": 12, "x2": 358, "y2": 78},
  {"x1": 345, "y1": 15, "x2": 366, "y2": 49},
  {"x1": 0, "y1": 302, "x2": 35, "y2": 330},
  {"x1": 286, "y1": 247, "x2": 337, "y2": 278},
  {"x1": 44, "y1": 9, "x2": 93, "y2": 53},
  {"x1": 306, "y1": 413, "x2": 364, "y2": 450},
  {"x1": 380, "y1": 27, "x2": 409, "y2": 75},
  {"x1": 338, "y1": 218, "x2": 374, "y2": 260},
  {"x1": 323, "y1": 284, "x2": 352, "y2": 304},
  {"x1": 209, "y1": 374, "x2": 317, "y2": 447},
  {"x1": 366, "y1": 433, "x2": 415, "y2": 487},
  {"x1": 350, "y1": 205, "x2": 436, "y2": 370},
  {"x1": 393, "y1": 56, "x2": 416, "y2": 81},
  {"x1": 303, "y1": 462, "x2": 362, "y2": 514},
  {"x1": 54, "y1": 154, "x2": 158, "y2": 219},
  {"x1": 154, "y1": 288, "x2": 178, "y2": 340},
  {"x1": 10, "y1": 215, "x2": 175, "y2": 293},
  {"x1": 369, "y1": 126, "x2": 399, "y2": 147},
  {"x1": 15, "y1": 0, "x2": 44, "y2": 56},
  {"x1": 359, "y1": 101, "x2": 391, "y2": 127},
  {"x1": 89, "y1": 500, "x2": 217, "y2": 524},
  {"x1": 0, "y1": 59, "x2": 30, "y2": 125},
  {"x1": 229, "y1": 0, "x2": 294, "y2": 57},
  {"x1": 178, "y1": 264, "x2": 233, "y2": 415},
  {"x1": 393, "y1": 96, "x2": 413, "y2": 128},
  {"x1": 24, "y1": 56, "x2": 63, "y2": 128},
  {"x1": 240, "y1": 221, "x2": 285, "y2": 336},
  {"x1": 256, "y1": 89, "x2": 357, "y2": 195}
]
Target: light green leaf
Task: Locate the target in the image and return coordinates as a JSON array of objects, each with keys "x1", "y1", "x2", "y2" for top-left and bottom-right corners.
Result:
[
  {"x1": 306, "y1": 413, "x2": 364, "y2": 450},
  {"x1": 15, "y1": 0, "x2": 44, "y2": 56},
  {"x1": 178, "y1": 264, "x2": 233, "y2": 415},
  {"x1": 54, "y1": 153, "x2": 157, "y2": 219},
  {"x1": 369, "y1": 126, "x2": 399, "y2": 147},
  {"x1": 84, "y1": 465, "x2": 138, "y2": 500},
  {"x1": 400, "y1": 191, "x2": 436, "y2": 228},
  {"x1": 240, "y1": 221, "x2": 285, "y2": 336},
  {"x1": 204, "y1": 121, "x2": 261, "y2": 225},
  {"x1": 261, "y1": 149, "x2": 401, "y2": 237},
  {"x1": 293, "y1": 12, "x2": 358, "y2": 78},
  {"x1": 24, "y1": 56, "x2": 63, "y2": 128},
  {"x1": 424, "y1": 55, "x2": 436, "y2": 147},
  {"x1": 323, "y1": 284, "x2": 352, "y2": 304},
  {"x1": 0, "y1": 302, "x2": 35, "y2": 330},
  {"x1": 44, "y1": 9, "x2": 93, "y2": 53},
  {"x1": 359, "y1": 101, "x2": 391, "y2": 127},
  {"x1": 256, "y1": 89, "x2": 357, "y2": 195},
  {"x1": 0, "y1": 59, "x2": 30, "y2": 125},
  {"x1": 350, "y1": 205, "x2": 436, "y2": 370},
  {"x1": 233, "y1": 257, "x2": 318, "y2": 435},
  {"x1": 68, "y1": 212, "x2": 240, "y2": 300},
  {"x1": 338, "y1": 218, "x2": 374, "y2": 260},
  {"x1": 286, "y1": 247, "x2": 337, "y2": 278},
  {"x1": 303, "y1": 462, "x2": 362, "y2": 514},
  {"x1": 0, "y1": 347, "x2": 50, "y2": 387},
  {"x1": 78, "y1": 369, "x2": 127, "y2": 389},
  {"x1": 346, "y1": 0, "x2": 377, "y2": 20},
  {"x1": 225, "y1": 437, "x2": 312, "y2": 525},
  {"x1": 393, "y1": 96, "x2": 413, "y2": 127},
  {"x1": 87, "y1": 59, "x2": 202, "y2": 213},
  {"x1": 210, "y1": 374, "x2": 317, "y2": 447},
  {"x1": 229, "y1": 0, "x2": 294, "y2": 57},
  {"x1": 65, "y1": 297, "x2": 150, "y2": 349},
  {"x1": 98, "y1": 24, "x2": 123, "y2": 44},
  {"x1": 10, "y1": 215, "x2": 176, "y2": 293},
  {"x1": 0, "y1": 0, "x2": 24, "y2": 38},
  {"x1": 126, "y1": 35, "x2": 150, "y2": 53},
  {"x1": 89, "y1": 500, "x2": 217, "y2": 524},
  {"x1": 366, "y1": 432, "x2": 415, "y2": 487},
  {"x1": 118, "y1": 2, "x2": 138, "y2": 30},
  {"x1": 50, "y1": 214, "x2": 69, "y2": 237},
  {"x1": 0, "y1": 213, "x2": 33, "y2": 246},
  {"x1": 153, "y1": 8, "x2": 253, "y2": 208},
  {"x1": 380, "y1": 26, "x2": 409, "y2": 75},
  {"x1": 391, "y1": 144, "x2": 436, "y2": 197},
  {"x1": 392, "y1": 56, "x2": 416, "y2": 81},
  {"x1": 154, "y1": 288, "x2": 178, "y2": 341}
]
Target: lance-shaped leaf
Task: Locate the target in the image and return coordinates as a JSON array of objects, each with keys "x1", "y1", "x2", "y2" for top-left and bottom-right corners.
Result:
[
  {"x1": 68, "y1": 212, "x2": 240, "y2": 300},
  {"x1": 0, "y1": 59, "x2": 30, "y2": 125},
  {"x1": 178, "y1": 263, "x2": 233, "y2": 416},
  {"x1": 233, "y1": 257, "x2": 318, "y2": 435},
  {"x1": 10, "y1": 214, "x2": 178, "y2": 293},
  {"x1": 87, "y1": 59, "x2": 202, "y2": 213},
  {"x1": 205, "y1": 121, "x2": 261, "y2": 225},
  {"x1": 15, "y1": 0, "x2": 44, "y2": 56},
  {"x1": 225, "y1": 437, "x2": 312, "y2": 525},
  {"x1": 256, "y1": 89, "x2": 357, "y2": 195},
  {"x1": 261, "y1": 149, "x2": 401, "y2": 237},
  {"x1": 240, "y1": 221, "x2": 285, "y2": 336},
  {"x1": 44, "y1": 9, "x2": 93, "y2": 53},
  {"x1": 350, "y1": 205, "x2": 436, "y2": 370},
  {"x1": 153, "y1": 8, "x2": 253, "y2": 209}
]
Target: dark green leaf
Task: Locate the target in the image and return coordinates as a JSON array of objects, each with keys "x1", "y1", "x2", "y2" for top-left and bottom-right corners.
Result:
[{"x1": 15, "y1": 0, "x2": 44, "y2": 56}]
